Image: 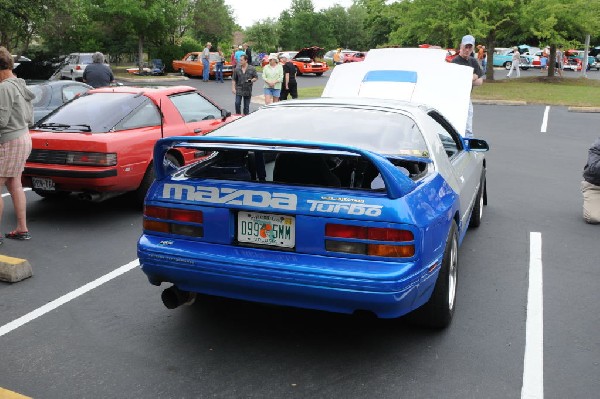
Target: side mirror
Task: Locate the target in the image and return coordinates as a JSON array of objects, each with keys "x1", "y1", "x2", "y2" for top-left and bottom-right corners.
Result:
[
  {"x1": 464, "y1": 138, "x2": 489, "y2": 152},
  {"x1": 221, "y1": 109, "x2": 231, "y2": 121}
]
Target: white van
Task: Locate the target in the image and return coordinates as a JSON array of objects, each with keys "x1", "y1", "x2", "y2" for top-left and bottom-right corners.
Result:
[{"x1": 59, "y1": 53, "x2": 98, "y2": 81}]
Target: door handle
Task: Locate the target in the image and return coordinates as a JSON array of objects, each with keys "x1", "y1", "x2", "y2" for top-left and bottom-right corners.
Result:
[{"x1": 194, "y1": 129, "x2": 202, "y2": 134}]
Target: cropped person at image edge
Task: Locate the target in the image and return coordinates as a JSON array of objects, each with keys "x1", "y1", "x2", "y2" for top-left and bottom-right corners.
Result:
[{"x1": 0, "y1": 46, "x2": 34, "y2": 243}]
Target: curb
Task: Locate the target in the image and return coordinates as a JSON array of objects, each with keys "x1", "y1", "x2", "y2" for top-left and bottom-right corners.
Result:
[
  {"x1": 568, "y1": 106, "x2": 600, "y2": 113},
  {"x1": 472, "y1": 99, "x2": 527, "y2": 106},
  {"x1": 117, "y1": 75, "x2": 189, "y2": 83}
]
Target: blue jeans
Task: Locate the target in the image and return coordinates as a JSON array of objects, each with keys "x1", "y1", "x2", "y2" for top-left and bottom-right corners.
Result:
[
  {"x1": 202, "y1": 58, "x2": 210, "y2": 81},
  {"x1": 235, "y1": 95, "x2": 251, "y2": 115},
  {"x1": 215, "y1": 62, "x2": 223, "y2": 82}
]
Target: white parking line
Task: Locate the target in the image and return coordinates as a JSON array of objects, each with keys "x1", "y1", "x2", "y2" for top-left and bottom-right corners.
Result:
[
  {"x1": 1, "y1": 188, "x2": 31, "y2": 198},
  {"x1": 0, "y1": 259, "x2": 139, "y2": 338},
  {"x1": 540, "y1": 106, "x2": 550, "y2": 133},
  {"x1": 521, "y1": 232, "x2": 544, "y2": 399}
]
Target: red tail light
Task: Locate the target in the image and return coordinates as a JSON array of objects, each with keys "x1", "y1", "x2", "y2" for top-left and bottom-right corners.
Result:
[
  {"x1": 143, "y1": 206, "x2": 203, "y2": 237},
  {"x1": 325, "y1": 224, "x2": 415, "y2": 258}
]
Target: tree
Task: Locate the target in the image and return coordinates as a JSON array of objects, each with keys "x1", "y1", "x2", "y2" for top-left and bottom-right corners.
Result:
[
  {"x1": 190, "y1": 0, "x2": 236, "y2": 47},
  {"x1": 244, "y1": 19, "x2": 280, "y2": 53}
]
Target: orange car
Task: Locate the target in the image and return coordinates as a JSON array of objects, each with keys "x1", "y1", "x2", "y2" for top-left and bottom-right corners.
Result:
[
  {"x1": 292, "y1": 46, "x2": 329, "y2": 76},
  {"x1": 172, "y1": 52, "x2": 234, "y2": 79}
]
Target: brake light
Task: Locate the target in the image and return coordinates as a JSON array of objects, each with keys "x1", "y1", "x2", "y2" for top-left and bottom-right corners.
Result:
[
  {"x1": 143, "y1": 206, "x2": 203, "y2": 237},
  {"x1": 75, "y1": 65, "x2": 82, "y2": 70},
  {"x1": 66, "y1": 152, "x2": 117, "y2": 166},
  {"x1": 325, "y1": 223, "x2": 415, "y2": 258}
]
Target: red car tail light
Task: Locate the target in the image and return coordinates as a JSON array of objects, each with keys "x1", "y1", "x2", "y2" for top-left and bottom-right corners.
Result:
[
  {"x1": 143, "y1": 206, "x2": 204, "y2": 237},
  {"x1": 66, "y1": 152, "x2": 117, "y2": 166},
  {"x1": 325, "y1": 223, "x2": 415, "y2": 258}
]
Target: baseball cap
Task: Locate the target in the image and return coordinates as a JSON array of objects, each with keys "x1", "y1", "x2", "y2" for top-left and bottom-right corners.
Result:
[
  {"x1": 268, "y1": 54, "x2": 278, "y2": 61},
  {"x1": 461, "y1": 35, "x2": 476, "y2": 47}
]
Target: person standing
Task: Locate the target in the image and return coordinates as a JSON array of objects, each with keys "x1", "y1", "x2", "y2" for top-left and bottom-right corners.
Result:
[
  {"x1": 230, "y1": 45, "x2": 237, "y2": 69},
  {"x1": 215, "y1": 46, "x2": 225, "y2": 83},
  {"x1": 235, "y1": 45, "x2": 245, "y2": 65},
  {"x1": 451, "y1": 35, "x2": 484, "y2": 138},
  {"x1": 243, "y1": 43, "x2": 252, "y2": 64},
  {"x1": 506, "y1": 46, "x2": 521, "y2": 78},
  {"x1": 82, "y1": 52, "x2": 114, "y2": 88},
  {"x1": 202, "y1": 42, "x2": 212, "y2": 82},
  {"x1": 333, "y1": 48, "x2": 343, "y2": 65},
  {"x1": 231, "y1": 54, "x2": 258, "y2": 115},
  {"x1": 582, "y1": 137, "x2": 600, "y2": 224},
  {"x1": 556, "y1": 46, "x2": 564, "y2": 77},
  {"x1": 262, "y1": 54, "x2": 283, "y2": 105},
  {"x1": 278, "y1": 53, "x2": 297, "y2": 100},
  {"x1": 0, "y1": 47, "x2": 34, "y2": 242}
]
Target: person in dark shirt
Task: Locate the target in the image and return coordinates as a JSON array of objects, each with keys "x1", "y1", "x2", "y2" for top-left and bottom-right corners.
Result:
[
  {"x1": 82, "y1": 52, "x2": 114, "y2": 88},
  {"x1": 278, "y1": 53, "x2": 298, "y2": 100},
  {"x1": 451, "y1": 35, "x2": 483, "y2": 138},
  {"x1": 231, "y1": 54, "x2": 258, "y2": 115},
  {"x1": 582, "y1": 137, "x2": 600, "y2": 224}
]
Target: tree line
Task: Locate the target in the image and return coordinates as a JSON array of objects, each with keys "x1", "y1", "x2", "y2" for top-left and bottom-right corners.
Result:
[{"x1": 2, "y1": 0, "x2": 598, "y2": 77}]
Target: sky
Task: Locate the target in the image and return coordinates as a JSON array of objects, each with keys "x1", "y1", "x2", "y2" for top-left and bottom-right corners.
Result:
[{"x1": 225, "y1": 0, "x2": 356, "y2": 28}]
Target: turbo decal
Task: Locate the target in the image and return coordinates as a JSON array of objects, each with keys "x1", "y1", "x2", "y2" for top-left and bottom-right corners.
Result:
[
  {"x1": 307, "y1": 200, "x2": 383, "y2": 217},
  {"x1": 161, "y1": 184, "x2": 297, "y2": 210}
]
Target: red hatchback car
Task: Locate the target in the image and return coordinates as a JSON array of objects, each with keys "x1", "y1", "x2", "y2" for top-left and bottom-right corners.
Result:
[{"x1": 24, "y1": 85, "x2": 238, "y2": 202}]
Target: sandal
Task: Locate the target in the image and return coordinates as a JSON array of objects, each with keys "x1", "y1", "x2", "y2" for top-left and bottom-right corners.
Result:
[{"x1": 5, "y1": 231, "x2": 31, "y2": 240}]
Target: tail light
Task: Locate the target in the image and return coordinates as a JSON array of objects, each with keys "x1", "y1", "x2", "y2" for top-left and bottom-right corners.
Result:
[
  {"x1": 143, "y1": 205, "x2": 204, "y2": 237},
  {"x1": 325, "y1": 223, "x2": 415, "y2": 258},
  {"x1": 66, "y1": 152, "x2": 117, "y2": 166},
  {"x1": 75, "y1": 65, "x2": 82, "y2": 70}
]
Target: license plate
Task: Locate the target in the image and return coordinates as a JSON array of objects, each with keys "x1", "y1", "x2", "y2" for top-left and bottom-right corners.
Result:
[
  {"x1": 237, "y1": 212, "x2": 295, "y2": 248},
  {"x1": 31, "y1": 177, "x2": 55, "y2": 191}
]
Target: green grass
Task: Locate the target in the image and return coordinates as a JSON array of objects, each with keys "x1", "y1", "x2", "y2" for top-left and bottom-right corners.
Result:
[
  {"x1": 472, "y1": 76, "x2": 600, "y2": 107},
  {"x1": 298, "y1": 76, "x2": 600, "y2": 107}
]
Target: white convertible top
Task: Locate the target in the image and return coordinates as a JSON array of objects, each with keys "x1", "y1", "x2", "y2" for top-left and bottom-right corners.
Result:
[{"x1": 322, "y1": 48, "x2": 474, "y2": 136}]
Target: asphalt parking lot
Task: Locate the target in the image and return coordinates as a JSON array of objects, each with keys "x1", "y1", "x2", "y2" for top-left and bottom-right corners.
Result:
[{"x1": 0, "y1": 72, "x2": 599, "y2": 399}]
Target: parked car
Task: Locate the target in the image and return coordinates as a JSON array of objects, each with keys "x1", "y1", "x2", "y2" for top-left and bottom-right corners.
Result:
[
  {"x1": 324, "y1": 49, "x2": 357, "y2": 64},
  {"x1": 290, "y1": 46, "x2": 329, "y2": 76},
  {"x1": 261, "y1": 51, "x2": 298, "y2": 67},
  {"x1": 28, "y1": 80, "x2": 91, "y2": 123},
  {"x1": 343, "y1": 51, "x2": 368, "y2": 63},
  {"x1": 492, "y1": 48, "x2": 533, "y2": 70},
  {"x1": 137, "y1": 48, "x2": 489, "y2": 328},
  {"x1": 565, "y1": 49, "x2": 599, "y2": 71},
  {"x1": 23, "y1": 86, "x2": 238, "y2": 202},
  {"x1": 172, "y1": 52, "x2": 234, "y2": 79},
  {"x1": 58, "y1": 53, "x2": 101, "y2": 81}
]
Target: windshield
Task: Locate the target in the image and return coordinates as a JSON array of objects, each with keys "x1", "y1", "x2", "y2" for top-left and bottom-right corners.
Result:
[
  {"x1": 38, "y1": 92, "x2": 151, "y2": 132},
  {"x1": 209, "y1": 105, "x2": 428, "y2": 156}
]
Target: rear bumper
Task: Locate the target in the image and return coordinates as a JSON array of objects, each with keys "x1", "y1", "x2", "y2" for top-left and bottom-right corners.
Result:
[{"x1": 137, "y1": 235, "x2": 442, "y2": 318}]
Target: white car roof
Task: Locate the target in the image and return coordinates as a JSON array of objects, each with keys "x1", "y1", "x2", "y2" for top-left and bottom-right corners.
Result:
[{"x1": 322, "y1": 48, "x2": 473, "y2": 136}]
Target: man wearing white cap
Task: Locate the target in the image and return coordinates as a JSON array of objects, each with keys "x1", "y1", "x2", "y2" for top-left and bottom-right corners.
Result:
[{"x1": 451, "y1": 34, "x2": 484, "y2": 138}]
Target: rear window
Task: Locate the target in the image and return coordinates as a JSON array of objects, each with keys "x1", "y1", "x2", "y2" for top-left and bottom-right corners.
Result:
[
  {"x1": 78, "y1": 54, "x2": 93, "y2": 64},
  {"x1": 37, "y1": 92, "x2": 152, "y2": 132},
  {"x1": 209, "y1": 106, "x2": 429, "y2": 157}
]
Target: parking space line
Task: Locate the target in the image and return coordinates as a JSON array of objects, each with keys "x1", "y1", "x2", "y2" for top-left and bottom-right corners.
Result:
[
  {"x1": 541, "y1": 106, "x2": 550, "y2": 133},
  {"x1": 0, "y1": 387, "x2": 32, "y2": 399},
  {"x1": 0, "y1": 259, "x2": 139, "y2": 338},
  {"x1": 1, "y1": 188, "x2": 31, "y2": 198},
  {"x1": 521, "y1": 232, "x2": 544, "y2": 399}
]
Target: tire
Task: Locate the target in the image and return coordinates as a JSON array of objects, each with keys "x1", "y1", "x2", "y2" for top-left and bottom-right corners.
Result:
[
  {"x1": 179, "y1": 68, "x2": 186, "y2": 76},
  {"x1": 134, "y1": 154, "x2": 180, "y2": 204},
  {"x1": 315, "y1": 72, "x2": 323, "y2": 76},
  {"x1": 412, "y1": 220, "x2": 458, "y2": 328},
  {"x1": 504, "y1": 61, "x2": 512, "y2": 70},
  {"x1": 469, "y1": 177, "x2": 485, "y2": 228},
  {"x1": 521, "y1": 67, "x2": 529, "y2": 70},
  {"x1": 297, "y1": 71, "x2": 303, "y2": 76}
]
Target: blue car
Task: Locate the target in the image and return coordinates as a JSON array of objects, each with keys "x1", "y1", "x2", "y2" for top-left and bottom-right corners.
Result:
[{"x1": 137, "y1": 48, "x2": 489, "y2": 328}]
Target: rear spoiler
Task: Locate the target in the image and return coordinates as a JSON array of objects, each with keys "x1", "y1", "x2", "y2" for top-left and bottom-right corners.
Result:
[{"x1": 154, "y1": 136, "x2": 424, "y2": 199}]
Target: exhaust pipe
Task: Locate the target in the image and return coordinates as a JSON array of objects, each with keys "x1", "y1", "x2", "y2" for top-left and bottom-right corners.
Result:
[
  {"x1": 161, "y1": 286, "x2": 196, "y2": 309},
  {"x1": 78, "y1": 192, "x2": 124, "y2": 202}
]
